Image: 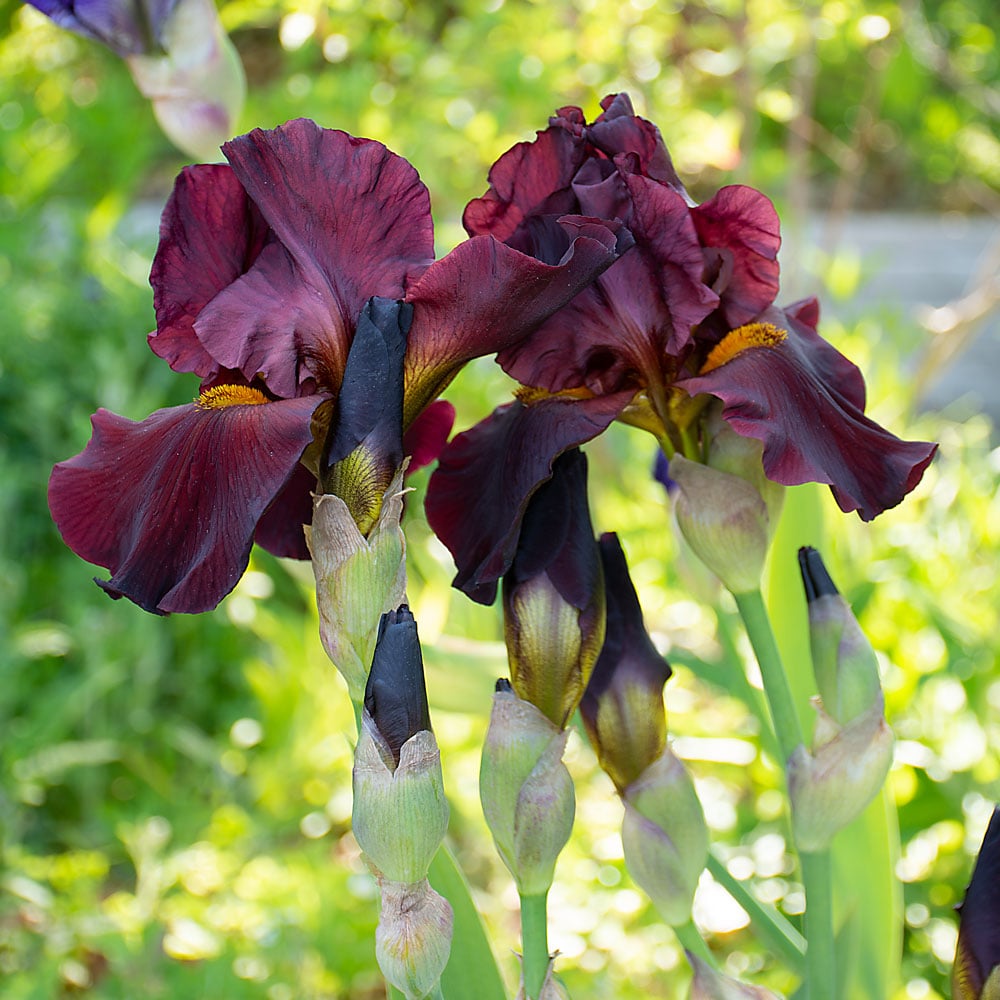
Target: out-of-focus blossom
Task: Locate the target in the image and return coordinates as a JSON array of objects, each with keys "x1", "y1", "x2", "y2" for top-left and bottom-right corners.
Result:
[{"x1": 26, "y1": 0, "x2": 246, "y2": 161}]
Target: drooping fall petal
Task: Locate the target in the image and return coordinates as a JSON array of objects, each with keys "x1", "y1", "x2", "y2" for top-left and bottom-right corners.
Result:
[
  {"x1": 149, "y1": 162, "x2": 269, "y2": 377},
  {"x1": 253, "y1": 461, "x2": 315, "y2": 560},
  {"x1": 403, "y1": 218, "x2": 633, "y2": 422},
  {"x1": 48, "y1": 394, "x2": 320, "y2": 614},
  {"x1": 425, "y1": 391, "x2": 631, "y2": 605},
  {"x1": 679, "y1": 305, "x2": 937, "y2": 521},
  {"x1": 190, "y1": 121, "x2": 434, "y2": 399}
]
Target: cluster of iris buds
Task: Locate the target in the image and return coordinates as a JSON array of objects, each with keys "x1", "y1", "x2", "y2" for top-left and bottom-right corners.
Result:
[{"x1": 33, "y1": 5, "x2": 993, "y2": 996}]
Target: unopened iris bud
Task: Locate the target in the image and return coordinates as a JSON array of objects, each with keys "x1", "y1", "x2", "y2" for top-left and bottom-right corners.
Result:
[
  {"x1": 788, "y1": 546, "x2": 893, "y2": 851},
  {"x1": 502, "y1": 448, "x2": 605, "y2": 729},
  {"x1": 581, "y1": 533, "x2": 672, "y2": 792},
  {"x1": 954, "y1": 808, "x2": 1000, "y2": 1000},
  {"x1": 352, "y1": 607, "x2": 448, "y2": 884},
  {"x1": 787, "y1": 698, "x2": 892, "y2": 853},
  {"x1": 307, "y1": 466, "x2": 407, "y2": 702},
  {"x1": 321, "y1": 297, "x2": 411, "y2": 536},
  {"x1": 798, "y1": 546, "x2": 881, "y2": 725},
  {"x1": 480, "y1": 680, "x2": 575, "y2": 896},
  {"x1": 621, "y1": 747, "x2": 709, "y2": 926},
  {"x1": 375, "y1": 879, "x2": 453, "y2": 1000},
  {"x1": 669, "y1": 455, "x2": 771, "y2": 595},
  {"x1": 687, "y1": 952, "x2": 784, "y2": 999}
]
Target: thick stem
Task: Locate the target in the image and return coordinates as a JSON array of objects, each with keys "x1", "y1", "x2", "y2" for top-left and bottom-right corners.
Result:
[
  {"x1": 801, "y1": 849, "x2": 835, "y2": 1000},
  {"x1": 706, "y1": 851, "x2": 806, "y2": 973},
  {"x1": 519, "y1": 891, "x2": 550, "y2": 1000},
  {"x1": 733, "y1": 589, "x2": 804, "y2": 762}
]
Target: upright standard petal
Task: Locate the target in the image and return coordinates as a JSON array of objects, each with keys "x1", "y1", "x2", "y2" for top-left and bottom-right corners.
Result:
[
  {"x1": 49, "y1": 394, "x2": 320, "y2": 614},
  {"x1": 424, "y1": 390, "x2": 632, "y2": 605},
  {"x1": 679, "y1": 308, "x2": 937, "y2": 521},
  {"x1": 192, "y1": 121, "x2": 434, "y2": 398},
  {"x1": 402, "y1": 218, "x2": 632, "y2": 422},
  {"x1": 691, "y1": 185, "x2": 781, "y2": 328},
  {"x1": 149, "y1": 163, "x2": 270, "y2": 377}
]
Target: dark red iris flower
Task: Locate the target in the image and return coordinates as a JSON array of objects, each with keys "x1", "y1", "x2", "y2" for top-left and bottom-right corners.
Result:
[
  {"x1": 49, "y1": 119, "x2": 631, "y2": 615},
  {"x1": 426, "y1": 95, "x2": 936, "y2": 600}
]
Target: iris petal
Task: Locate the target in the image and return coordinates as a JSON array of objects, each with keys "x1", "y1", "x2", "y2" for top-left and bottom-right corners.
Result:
[
  {"x1": 190, "y1": 121, "x2": 434, "y2": 398},
  {"x1": 149, "y1": 163, "x2": 270, "y2": 378},
  {"x1": 425, "y1": 390, "x2": 632, "y2": 604},
  {"x1": 691, "y1": 185, "x2": 782, "y2": 327},
  {"x1": 403, "y1": 219, "x2": 632, "y2": 422},
  {"x1": 680, "y1": 305, "x2": 936, "y2": 521},
  {"x1": 48, "y1": 395, "x2": 320, "y2": 614}
]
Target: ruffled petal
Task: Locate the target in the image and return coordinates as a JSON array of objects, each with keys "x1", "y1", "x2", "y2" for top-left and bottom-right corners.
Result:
[
  {"x1": 403, "y1": 219, "x2": 633, "y2": 421},
  {"x1": 424, "y1": 390, "x2": 632, "y2": 604},
  {"x1": 679, "y1": 308, "x2": 937, "y2": 521},
  {"x1": 691, "y1": 185, "x2": 781, "y2": 327},
  {"x1": 49, "y1": 395, "x2": 320, "y2": 614},
  {"x1": 584, "y1": 93, "x2": 689, "y2": 198},
  {"x1": 192, "y1": 121, "x2": 434, "y2": 398},
  {"x1": 462, "y1": 125, "x2": 587, "y2": 242},
  {"x1": 149, "y1": 163, "x2": 270, "y2": 377},
  {"x1": 500, "y1": 171, "x2": 716, "y2": 394},
  {"x1": 403, "y1": 400, "x2": 455, "y2": 473}
]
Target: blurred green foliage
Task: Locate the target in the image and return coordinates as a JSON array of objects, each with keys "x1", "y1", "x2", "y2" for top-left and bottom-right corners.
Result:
[{"x1": 1, "y1": 0, "x2": 999, "y2": 996}]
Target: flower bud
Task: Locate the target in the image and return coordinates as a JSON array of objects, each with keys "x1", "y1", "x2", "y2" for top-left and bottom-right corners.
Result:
[
  {"x1": 687, "y1": 952, "x2": 784, "y2": 999},
  {"x1": 668, "y1": 455, "x2": 771, "y2": 595},
  {"x1": 375, "y1": 878, "x2": 453, "y2": 1000},
  {"x1": 320, "y1": 298, "x2": 411, "y2": 536},
  {"x1": 307, "y1": 466, "x2": 407, "y2": 703},
  {"x1": 581, "y1": 533, "x2": 672, "y2": 792},
  {"x1": 126, "y1": 0, "x2": 246, "y2": 161},
  {"x1": 786, "y1": 697, "x2": 893, "y2": 853},
  {"x1": 502, "y1": 448, "x2": 605, "y2": 729},
  {"x1": 798, "y1": 546, "x2": 881, "y2": 726},
  {"x1": 621, "y1": 747, "x2": 708, "y2": 926},
  {"x1": 954, "y1": 808, "x2": 1000, "y2": 1000},
  {"x1": 352, "y1": 608, "x2": 448, "y2": 884},
  {"x1": 480, "y1": 680, "x2": 575, "y2": 896}
]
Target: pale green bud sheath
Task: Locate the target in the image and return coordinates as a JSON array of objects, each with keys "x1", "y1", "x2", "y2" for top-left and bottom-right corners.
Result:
[{"x1": 352, "y1": 606, "x2": 452, "y2": 1000}]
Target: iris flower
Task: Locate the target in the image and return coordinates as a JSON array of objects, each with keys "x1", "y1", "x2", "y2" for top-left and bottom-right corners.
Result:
[
  {"x1": 426, "y1": 94, "x2": 936, "y2": 599},
  {"x1": 49, "y1": 119, "x2": 631, "y2": 614},
  {"x1": 954, "y1": 807, "x2": 1000, "y2": 1000}
]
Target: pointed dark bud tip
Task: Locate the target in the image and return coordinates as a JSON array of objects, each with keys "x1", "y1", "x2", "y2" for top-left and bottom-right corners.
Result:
[
  {"x1": 495, "y1": 677, "x2": 513, "y2": 694},
  {"x1": 798, "y1": 546, "x2": 839, "y2": 602},
  {"x1": 364, "y1": 604, "x2": 431, "y2": 766}
]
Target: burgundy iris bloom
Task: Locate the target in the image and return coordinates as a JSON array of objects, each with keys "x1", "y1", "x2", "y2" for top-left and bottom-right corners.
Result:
[
  {"x1": 49, "y1": 119, "x2": 631, "y2": 615},
  {"x1": 426, "y1": 95, "x2": 936, "y2": 596},
  {"x1": 954, "y1": 808, "x2": 1000, "y2": 999}
]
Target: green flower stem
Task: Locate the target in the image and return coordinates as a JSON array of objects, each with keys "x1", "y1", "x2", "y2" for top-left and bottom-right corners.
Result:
[
  {"x1": 732, "y1": 589, "x2": 803, "y2": 763},
  {"x1": 672, "y1": 919, "x2": 715, "y2": 968},
  {"x1": 705, "y1": 851, "x2": 806, "y2": 973},
  {"x1": 519, "y1": 891, "x2": 550, "y2": 1000},
  {"x1": 801, "y1": 849, "x2": 835, "y2": 1000},
  {"x1": 388, "y1": 987, "x2": 406, "y2": 1000}
]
